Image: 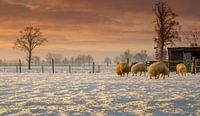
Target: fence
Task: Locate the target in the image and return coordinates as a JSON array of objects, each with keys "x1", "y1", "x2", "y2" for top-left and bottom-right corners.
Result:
[
  {"x1": 1, "y1": 60, "x2": 199, "y2": 74},
  {"x1": 0, "y1": 60, "x2": 157, "y2": 74},
  {"x1": 0, "y1": 59, "x2": 115, "y2": 73}
]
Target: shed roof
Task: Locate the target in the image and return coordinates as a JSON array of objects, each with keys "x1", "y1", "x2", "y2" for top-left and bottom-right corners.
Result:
[{"x1": 168, "y1": 47, "x2": 200, "y2": 52}]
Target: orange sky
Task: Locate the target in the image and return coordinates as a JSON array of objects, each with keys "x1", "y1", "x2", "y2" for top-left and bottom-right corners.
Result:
[{"x1": 0, "y1": 0, "x2": 200, "y2": 62}]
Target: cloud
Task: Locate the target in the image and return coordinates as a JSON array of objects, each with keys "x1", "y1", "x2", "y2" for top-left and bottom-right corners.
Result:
[{"x1": 0, "y1": 0, "x2": 200, "y2": 61}]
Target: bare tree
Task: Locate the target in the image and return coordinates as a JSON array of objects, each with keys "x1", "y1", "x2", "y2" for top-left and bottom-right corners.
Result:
[
  {"x1": 32, "y1": 56, "x2": 41, "y2": 65},
  {"x1": 104, "y1": 57, "x2": 112, "y2": 66},
  {"x1": 75, "y1": 55, "x2": 85, "y2": 64},
  {"x1": 70, "y1": 57, "x2": 75, "y2": 65},
  {"x1": 86, "y1": 55, "x2": 94, "y2": 65},
  {"x1": 45, "y1": 53, "x2": 63, "y2": 65},
  {"x1": 120, "y1": 49, "x2": 133, "y2": 63},
  {"x1": 134, "y1": 50, "x2": 148, "y2": 63},
  {"x1": 14, "y1": 27, "x2": 47, "y2": 69},
  {"x1": 74, "y1": 54, "x2": 94, "y2": 65},
  {"x1": 62, "y1": 57, "x2": 69, "y2": 65},
  {"x1": 153, "y1": 1, "x2": 180, "y2": 61},
  {"x1": 181, "y1": 30, "x2": 200, "y2": 47},
  {"x1": 113, "y1": 56, "x2": 120, "y2": 64}
]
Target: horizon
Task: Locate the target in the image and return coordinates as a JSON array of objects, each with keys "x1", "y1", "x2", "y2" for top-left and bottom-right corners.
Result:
[{"x1": 0, "y1": 0, "x2": 200, "y2": 63}]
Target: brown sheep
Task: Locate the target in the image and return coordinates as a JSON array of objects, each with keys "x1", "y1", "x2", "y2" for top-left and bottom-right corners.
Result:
[
  {"x1": 115, "y1": 63, "x2": 129, "y2": 77},
  {"x1": 176, "y1": 64, "x2": 187, "y2": 76},
  {"x1": 147, "y1": 62, "x2": 169, "y2": 79},
  {"x1": 131, "y1": 62, "x2": 146, "y2": 76}
]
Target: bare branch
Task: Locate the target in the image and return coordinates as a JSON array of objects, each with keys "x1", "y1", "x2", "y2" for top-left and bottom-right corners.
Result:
[
  {"x1": 180, "y1": 30, "x2": 200, "y2": 47},
  {"x1": 153, "y1": 1, "x2": 180, "y2": 61},
  {"x1": 13, "y1": 26, "x2": 47, "y2": 69}
]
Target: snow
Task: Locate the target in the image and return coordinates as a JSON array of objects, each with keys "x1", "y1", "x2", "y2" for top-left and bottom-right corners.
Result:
[{"x1": 0, "y1": 72, "x2": 199, "y2": 115}]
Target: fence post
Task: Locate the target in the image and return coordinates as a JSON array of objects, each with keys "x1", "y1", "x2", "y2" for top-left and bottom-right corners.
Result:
[
  {"x1": 92, "y1": 62, "x2": 95, "y2": 73},
  {"x1": 19, "y1": 59, "x2": 21, "y2": 73},
  {"x1": 69, "y1": 65, "x2": 71, "y2": 73},
  {"x1": 52, "y1": 59, "x2": 54, "y2": 73},
  {"x1": 42, "y1": 64, "x2": 44, "y2": 73}
]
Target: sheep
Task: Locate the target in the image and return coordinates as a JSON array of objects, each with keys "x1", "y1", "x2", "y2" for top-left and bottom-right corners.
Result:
[
  {"x1": 116, "y1": 64, "x2": 122, "y2": 76},
  {"x1": 176, "y1": 64, "x2": 187, "y2": 76},
  {"x1": 131, "y1": 62, "x2": 146, "y2": 76},
  {"x1": 147, "y1": 62, "x2": 169, "y2": 79},
  {"x1": 115, "y1": 63, "x2": 129, "y2": 77}
]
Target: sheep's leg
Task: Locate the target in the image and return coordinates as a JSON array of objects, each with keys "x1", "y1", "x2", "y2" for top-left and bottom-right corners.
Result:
[
  {"x1": 155, "y1": 75, "x2": 157, "y2": 79},
  {"x1": 154, "y1": 75, "x2": 157, "y2": 79},
  {"x1": 163, "y1": 75, "x2": 165, "y2": 80},
  {"x1": 140, "y1": 72, "x2": 142, "y2": 76}
]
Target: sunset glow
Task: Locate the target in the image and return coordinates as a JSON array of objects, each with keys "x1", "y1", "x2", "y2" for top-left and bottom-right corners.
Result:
[{"x1": 0, "y1": 0, "x2": 200, "y2": 62}]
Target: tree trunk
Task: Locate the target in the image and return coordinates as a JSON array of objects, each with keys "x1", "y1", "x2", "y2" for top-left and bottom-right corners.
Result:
[
  {"x1": 28, "y1": 50, "x2": 32, "y2": 70},
  {"x1": 160, "y1": 44, "x2": 164, "y2": 61}
]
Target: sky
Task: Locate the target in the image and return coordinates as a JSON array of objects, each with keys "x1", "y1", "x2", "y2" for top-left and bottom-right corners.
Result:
[{"x1": 0, "y1": 0, "x2": 200, "y2": 63}]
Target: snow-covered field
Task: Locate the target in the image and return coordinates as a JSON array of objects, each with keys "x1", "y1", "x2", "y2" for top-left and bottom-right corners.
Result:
[{"x1": 0, "y1": 72, "x2": 200, "y2": 116}]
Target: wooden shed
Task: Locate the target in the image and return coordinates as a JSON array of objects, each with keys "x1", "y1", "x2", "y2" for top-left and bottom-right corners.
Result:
[{"x1": 168, "y1": 47, "x2": 200, "y2": 72}]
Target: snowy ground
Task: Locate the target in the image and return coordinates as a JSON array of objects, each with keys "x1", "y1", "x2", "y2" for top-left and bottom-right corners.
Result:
[{"x1": 0, "y1": 72, "x2": 200, "y2": 116}]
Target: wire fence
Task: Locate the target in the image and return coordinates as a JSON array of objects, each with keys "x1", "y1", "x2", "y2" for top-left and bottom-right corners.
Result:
[
  {"x1": 0, "y1": 64, "x2": 116, "y2": 73},
  {"x1": 1, "y1": 59, "x2": 200, "y2": 73}
]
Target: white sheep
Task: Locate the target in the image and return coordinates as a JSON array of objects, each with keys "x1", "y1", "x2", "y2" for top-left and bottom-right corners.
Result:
[
  {"x1": 147, "y1": 62, "x2": 169, "y2": 79},
  {"x1": 131, "y1": 62, "x2": 146, "y2": 76}
]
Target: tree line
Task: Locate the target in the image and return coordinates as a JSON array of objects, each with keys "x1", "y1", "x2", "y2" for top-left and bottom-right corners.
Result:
[
  {"x1": 0, "y1": 50, "x2": 153, "y2": 66},
  {"x1": 113, "y1": 49, "x2": 154, "y2": 65}
]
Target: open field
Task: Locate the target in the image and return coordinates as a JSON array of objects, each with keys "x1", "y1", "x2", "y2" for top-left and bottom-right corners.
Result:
[{"x1": 0, "y1": 72, "x2": 200, "y2": 115}]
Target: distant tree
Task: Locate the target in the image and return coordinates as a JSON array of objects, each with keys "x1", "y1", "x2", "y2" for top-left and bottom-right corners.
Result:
[
  {"x1": 86, "y1": 55, "x2": 94, "y2": 65},
  {"x1": 120, "y1": 49, "x2": 133, "y2": 63},
  {"x1": 45, "y1": 53, "x2": 52, "y2": 64},
  {"x1": 134, "y1": 50, "x2": 148, "y2": 63},
  {"x1": 74, "y1": 55, "x2": 94, "y2": 65},
  {"x1": 54, "y1": 54, "x2": 63, "y2": 64},
  {"x1": 70, "y1": 57, "x2": 75, "y2": 65},
  {"x1": 32, "y1": 56, "x2": 40, "y2": 65},
  {"x1": 153, "y1": 1, "x2": 180, "y2": 61},
  {"x1": 45, "y1": 53, "x2": 63, "y2": 65},
  {"x1": 104, "y1": 57, "x2": 112, "y2": 66},
  {"x1": 41, "y1": 60, "x2": 45, "y2": 65},
  {"x1": 62, "y1": 57, "x2": 69, "y2": 65},
  {"x1": 181, "y1": 30, "x2": 200, "y2": 47},
  {"x1": 14, "y1": 27, "x2": 47, "y2": 69},
  {"x1": 75, "y1": 55, "x2": 84, "y2": 64},
  {"x1": 113, "y1": 56, "x2": 120, "y2": 64}
]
